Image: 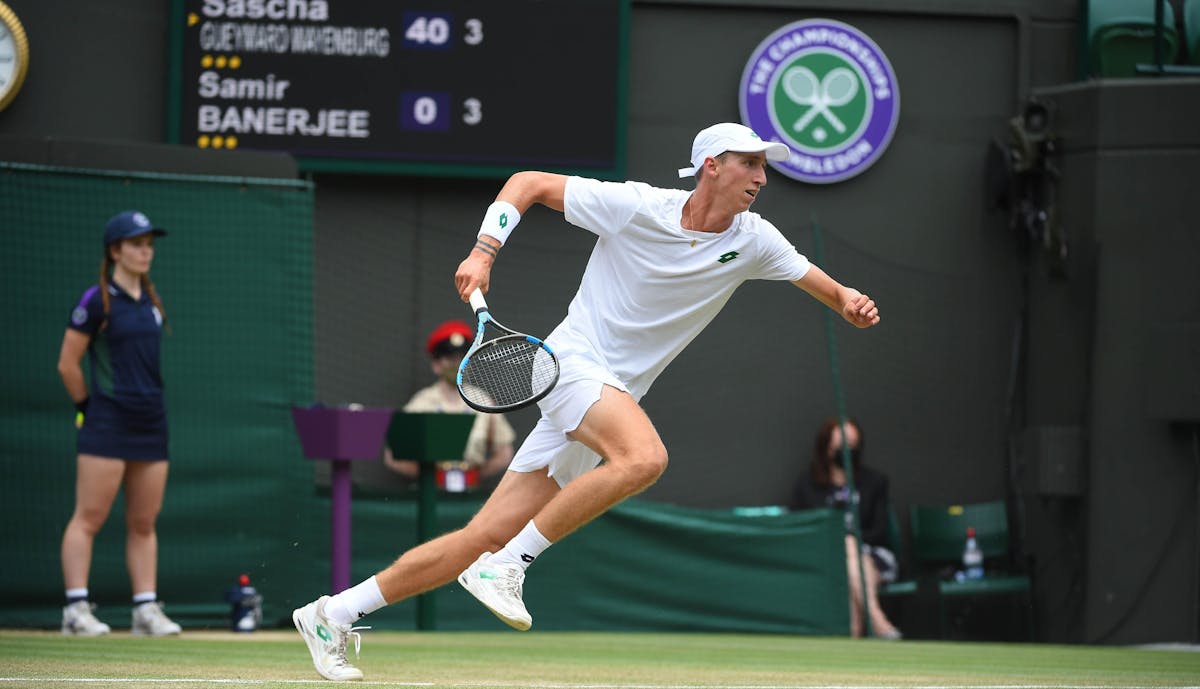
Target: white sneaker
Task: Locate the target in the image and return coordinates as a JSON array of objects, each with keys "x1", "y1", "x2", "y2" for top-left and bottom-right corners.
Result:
[
  {"x1": 62, "y1": 601, "x2": 111, "y2": 636},
  {"x1": 131, "y1": 601, "x2": 182, "y2": 636},
  {"x1": 293, "y1": 596, "x2": 366, "y2": 681},
  {"x1": 457, "y1": 552, "x2": 532, "y2": 631}
]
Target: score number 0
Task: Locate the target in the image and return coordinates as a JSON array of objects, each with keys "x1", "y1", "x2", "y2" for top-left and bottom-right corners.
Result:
[{"x1": 402, "y1": 14, "x2": 484, "y2": 131}]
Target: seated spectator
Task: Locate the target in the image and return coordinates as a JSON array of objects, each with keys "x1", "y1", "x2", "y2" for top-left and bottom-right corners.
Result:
[{"x1": 790, "y1": 416, "x2": 902, "y2": 639}]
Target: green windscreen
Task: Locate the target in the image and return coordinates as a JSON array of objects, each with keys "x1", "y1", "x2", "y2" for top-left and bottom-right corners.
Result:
[
  {"x1": 329, "y1": 498, "x2": 850, "y2": 634},
  {"x1": 0, "y1": 162, "x2": 316, "y2": 628}
]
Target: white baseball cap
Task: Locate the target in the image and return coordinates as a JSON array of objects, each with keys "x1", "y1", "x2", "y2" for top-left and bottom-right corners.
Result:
[{"x1": 677, "y1": 122, "x2": 791, "y2": 178}]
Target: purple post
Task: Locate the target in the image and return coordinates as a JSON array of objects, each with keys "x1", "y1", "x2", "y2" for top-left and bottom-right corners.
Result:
[
  {"x1": 291, "y1": 406, "x2": 393, "y2": 594},
  {"x1": 328, "y1": 459, "x2": 353, "y2": 593}
]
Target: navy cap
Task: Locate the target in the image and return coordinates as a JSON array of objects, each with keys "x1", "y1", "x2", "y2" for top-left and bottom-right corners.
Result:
[{"x1": 103, "y1": 211, "x2": 167, "y2": 246}]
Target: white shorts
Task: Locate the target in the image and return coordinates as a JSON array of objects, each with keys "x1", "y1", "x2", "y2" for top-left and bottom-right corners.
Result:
[{"x1": 508, "y1": 352, "x2": 629, "y2": 487}]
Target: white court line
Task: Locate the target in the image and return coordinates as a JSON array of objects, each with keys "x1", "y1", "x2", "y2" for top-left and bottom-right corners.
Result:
[
  {"x1": 3, "y1": 681, "x2": 1200, "y2": 689},
  {"x1": 1, "y1": 686, "x2": 422, "y2": 689},
  {"x1": 0, "y1": 682, "x2": 420, "y2": 686}
]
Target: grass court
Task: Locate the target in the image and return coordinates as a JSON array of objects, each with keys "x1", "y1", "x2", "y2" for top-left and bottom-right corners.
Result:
[{"x1": 2, "y1": 628, "x2": 1198, "y2": 688}]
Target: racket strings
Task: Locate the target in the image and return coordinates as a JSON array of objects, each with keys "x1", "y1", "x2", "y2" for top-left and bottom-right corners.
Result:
[{"x1": 460, "y1": 338, "x2": 557, "y2": 408}]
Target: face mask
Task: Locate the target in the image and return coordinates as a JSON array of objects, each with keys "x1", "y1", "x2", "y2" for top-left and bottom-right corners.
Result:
[{"x1": 831, "y1": 447, "x2": 862, "y2": 466}]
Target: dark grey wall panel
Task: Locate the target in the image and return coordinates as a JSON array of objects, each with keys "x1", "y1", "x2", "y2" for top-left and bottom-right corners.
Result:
[
  {"x1": 1034, "y1": 79, "x2": 1200, "y2": 644},
  {"x1": 0, "y1": 1, "x2": 168, "y2": 141}
]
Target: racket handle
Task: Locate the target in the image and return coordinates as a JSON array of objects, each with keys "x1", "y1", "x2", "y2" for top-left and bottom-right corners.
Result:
[{"x1": 468, "y1": 288, "x2": 489, "y2": 315}]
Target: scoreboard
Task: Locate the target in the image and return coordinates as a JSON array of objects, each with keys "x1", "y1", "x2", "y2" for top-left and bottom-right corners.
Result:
[{"x1": 167, "y1": 0, "x2": 629, "y2": 178}]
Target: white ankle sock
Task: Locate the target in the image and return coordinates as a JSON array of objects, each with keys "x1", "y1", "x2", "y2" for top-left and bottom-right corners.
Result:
[
  {"x1": 489, "y1": 520, "x2": 552, "y2": 571},
  {"x1": 324, "y1": 576, "x2": 386, "y2": 626},
  {"x1": 66, "y1": 588, "x2": 89, "y2": 604},
  {"x1": 132, "y1": 591, "x2": 157, "y2": 605}
]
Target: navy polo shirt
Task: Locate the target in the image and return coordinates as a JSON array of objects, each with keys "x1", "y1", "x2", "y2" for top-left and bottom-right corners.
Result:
[{"x1": 68, "y1": 283, "x2": 165, "y2": 410}]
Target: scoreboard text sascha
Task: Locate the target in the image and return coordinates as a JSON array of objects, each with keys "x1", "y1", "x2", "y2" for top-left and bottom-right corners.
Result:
[{"x1": 169, "y1": 0, "x2": 628, "y2": 177}]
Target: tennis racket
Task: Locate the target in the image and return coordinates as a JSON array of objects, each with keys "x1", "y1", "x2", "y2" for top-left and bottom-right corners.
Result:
[{"x1": 456, "y1": 288, "x2": 560, "y2": 413}]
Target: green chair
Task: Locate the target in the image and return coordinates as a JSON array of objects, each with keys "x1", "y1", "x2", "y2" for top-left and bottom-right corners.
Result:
[
  {"x1": 909, "y1": 500, "x2": 1034, "y2": 640},
  {"x1": 1089, "y1": 0, "x2": 1181, "y2": 76},
  {"x1": 1187, "y1": 0, "x2": 1200, "y2": 64}
]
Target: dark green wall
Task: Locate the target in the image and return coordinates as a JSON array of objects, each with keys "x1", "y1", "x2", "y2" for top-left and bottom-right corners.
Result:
[{"x1": 0, "y1": 155, "x2": 317, "y2": 630}]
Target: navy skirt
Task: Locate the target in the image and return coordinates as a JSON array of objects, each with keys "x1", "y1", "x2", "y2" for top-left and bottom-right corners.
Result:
[{"x1": 77, "y1": 395, "x2": 169, "y2": 461}]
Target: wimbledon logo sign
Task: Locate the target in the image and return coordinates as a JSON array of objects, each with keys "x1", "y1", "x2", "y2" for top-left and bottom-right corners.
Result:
[{"x1": 739, "y1": 19, "x2": 900, "y2": 184}]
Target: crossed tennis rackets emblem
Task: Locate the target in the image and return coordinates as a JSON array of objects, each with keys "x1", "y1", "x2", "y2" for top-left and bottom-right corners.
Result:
[
  {"x1": 781, "y1": 66, "x2": 859, "y2": 137},
  {"x1": 739, "y1": 18, "x2": 899, "y2": 183}
]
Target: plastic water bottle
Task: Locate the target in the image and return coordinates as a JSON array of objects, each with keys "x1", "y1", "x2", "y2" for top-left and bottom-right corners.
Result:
[
  {"x1": 225, "y1": 574, "x2": 263, "y2": 632},
  {"x1": 962, "y1": 526, "x2": 984, "y2": 580}
]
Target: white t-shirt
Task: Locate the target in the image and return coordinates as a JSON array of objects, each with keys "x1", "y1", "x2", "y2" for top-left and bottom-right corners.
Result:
[{"x1": 550, "y1": 176, "x2": 811, "y2": 400}]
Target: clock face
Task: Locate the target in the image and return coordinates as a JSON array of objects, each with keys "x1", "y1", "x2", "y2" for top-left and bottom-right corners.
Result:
[{"x1": 0, "y1": 1, "x2": 29, "y2": 111}]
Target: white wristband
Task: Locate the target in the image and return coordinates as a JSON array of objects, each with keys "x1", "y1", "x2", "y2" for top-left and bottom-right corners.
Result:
[{"x1": 477, "y1": 201, "x2": 521, "y2": 246}]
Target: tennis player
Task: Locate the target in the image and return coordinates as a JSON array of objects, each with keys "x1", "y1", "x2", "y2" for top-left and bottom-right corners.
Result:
[{"x1": 294, "y1": 122, "x2": 880, "y2": 680}]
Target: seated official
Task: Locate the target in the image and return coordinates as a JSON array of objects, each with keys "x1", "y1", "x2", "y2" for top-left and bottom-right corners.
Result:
[{"x1": 383, "y1": 320, "x2": 515, "y2": 490}]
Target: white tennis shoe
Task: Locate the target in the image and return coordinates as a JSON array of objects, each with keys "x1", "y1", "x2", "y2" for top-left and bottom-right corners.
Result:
[
  {"x1": 293, "y1": 596, "x2": 366, "y2": 681},
  {"x1": 61, "y1": 601, "x2": 111, "y2": 637},
  {"x1": 131, "y1": 601, "x2": 182, "y2": 636},
  {"x1": 458, "y1": 552, "x2": 532, "y2": 631}
]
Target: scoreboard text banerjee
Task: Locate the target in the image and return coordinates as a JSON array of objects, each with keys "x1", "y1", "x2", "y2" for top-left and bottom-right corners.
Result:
[{"x1": 171, "y1": 0, "x2": 627, "y2": 176}]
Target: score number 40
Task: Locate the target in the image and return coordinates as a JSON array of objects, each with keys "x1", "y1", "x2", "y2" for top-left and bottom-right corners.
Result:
[
  {"x1": 403, "y1": 14, "x2": 483, "y2": 47},
  {"x1": 402, "y1": 14, "x2": 484, "y2": 129}
]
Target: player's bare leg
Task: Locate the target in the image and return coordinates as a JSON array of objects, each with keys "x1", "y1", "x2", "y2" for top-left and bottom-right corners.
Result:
[
  {"x1": 376, "y1": 469, "x2": 561, "y2": 601},
  {"x1": 295, "y1": 469, "x2": 560, "y2": 679},
  {"x1": 536, "y1": 385, "x2": 668, "y2": 541},
  {"x1": 458, "y1": 385, "x2": 667, "y2": 629}
]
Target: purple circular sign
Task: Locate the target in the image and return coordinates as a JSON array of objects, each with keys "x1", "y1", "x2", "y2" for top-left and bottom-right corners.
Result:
[{"x1": 739, "y1": 19, "x2": 900, "y2": 184}]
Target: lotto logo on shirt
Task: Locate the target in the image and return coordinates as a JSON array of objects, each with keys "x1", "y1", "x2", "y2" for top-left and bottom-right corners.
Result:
[{"x1": 739, "y1": 18, "x2": 900, "y2": 184}]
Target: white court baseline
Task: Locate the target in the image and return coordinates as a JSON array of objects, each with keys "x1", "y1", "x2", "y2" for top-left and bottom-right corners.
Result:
[{"x1": 3, "y1": 680, "x2": 1198, "y2": 689}]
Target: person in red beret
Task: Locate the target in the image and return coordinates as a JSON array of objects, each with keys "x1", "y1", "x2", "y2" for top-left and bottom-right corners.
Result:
[{"x1": 381, "y1": 320, "x2": 515, "y2": 487}]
